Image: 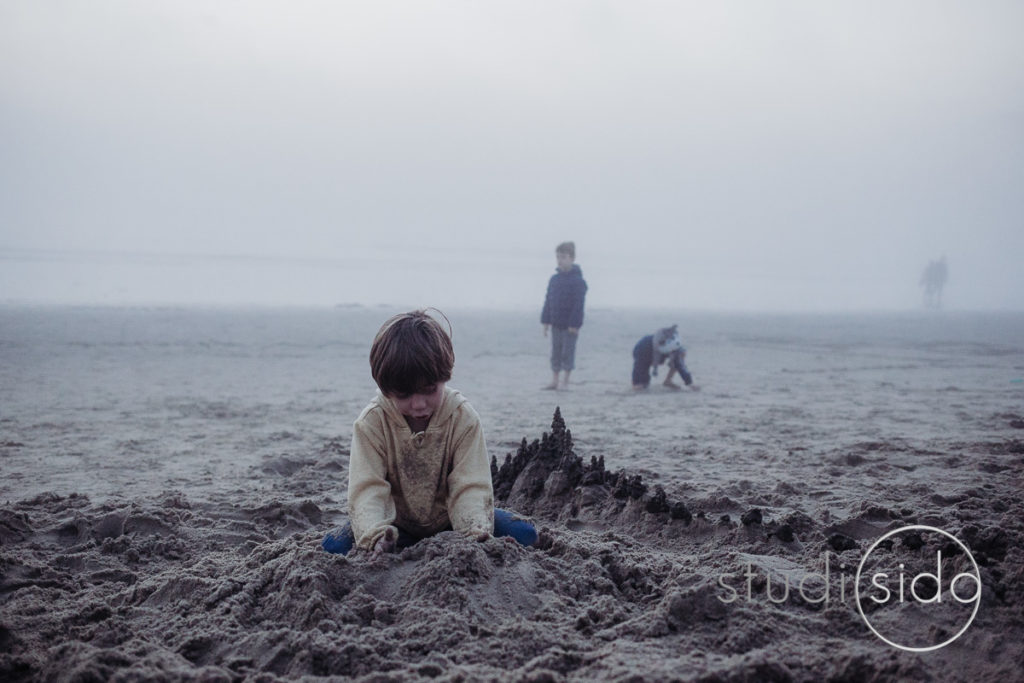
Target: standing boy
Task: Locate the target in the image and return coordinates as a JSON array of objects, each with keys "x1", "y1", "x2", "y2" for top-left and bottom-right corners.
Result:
[
  {"x1": 541, "y1": 241, "x2": 588, "y2": 391},
  {"x1": 322, "y1": 310, "x2": 537, "y2": 555}
]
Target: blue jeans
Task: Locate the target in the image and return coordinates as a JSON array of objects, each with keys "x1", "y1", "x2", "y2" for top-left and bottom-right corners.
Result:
[
  {"x1": 321, "y1": 508, "x2": 538, "y2": 555},
  {"x1": 550, "y1": 327, "x2": 578, "y2": 372}
]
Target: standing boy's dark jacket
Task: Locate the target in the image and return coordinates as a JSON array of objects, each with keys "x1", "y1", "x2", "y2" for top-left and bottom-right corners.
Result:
[{"x1": 541, "y1": 264, "x2": 588, "y2": 329}]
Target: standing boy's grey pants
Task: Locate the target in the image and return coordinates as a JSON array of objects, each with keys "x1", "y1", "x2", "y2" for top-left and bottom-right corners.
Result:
[{"x1": 550, "y1": 326, "x2": 578, "y2": 372}]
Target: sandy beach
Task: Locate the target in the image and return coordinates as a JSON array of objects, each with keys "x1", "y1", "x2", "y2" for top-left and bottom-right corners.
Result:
[{"x1": 1, "y1": 305, "x2": 1022, "y2": 681}]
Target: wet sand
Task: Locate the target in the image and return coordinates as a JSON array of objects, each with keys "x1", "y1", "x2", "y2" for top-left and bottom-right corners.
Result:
[{"x1": 1, "y1": 306, "x2": 1022, "y2": 681}]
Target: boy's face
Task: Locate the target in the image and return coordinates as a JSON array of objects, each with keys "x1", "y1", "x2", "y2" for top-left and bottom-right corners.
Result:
[
  {"x1": 556, "y1": 251, "x2": 574, "y2": 272},
  {"x1": 390, "y1": 382, "x2": 445, "y2": 423}
]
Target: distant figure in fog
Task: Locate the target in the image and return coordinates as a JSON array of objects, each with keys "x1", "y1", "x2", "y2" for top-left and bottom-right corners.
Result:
[
  {"x1": 541, "y1": 241, "x2": 588, "y2": 391},
  {"x1": 632, "y1": 325, "x2": 699, "y2": 392},
  {"x1": 920, "y1": 256, "x2": 948, "y2": 309}
]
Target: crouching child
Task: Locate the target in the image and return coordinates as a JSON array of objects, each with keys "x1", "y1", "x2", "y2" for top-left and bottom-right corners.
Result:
[{"x1": 631, "y1": 324, "x2": 700, "y2": 392}]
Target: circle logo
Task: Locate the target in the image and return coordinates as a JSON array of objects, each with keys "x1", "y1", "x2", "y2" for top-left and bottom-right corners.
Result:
[{"x1": 855, "y1": 525, "x2": 981, "y2": 652}]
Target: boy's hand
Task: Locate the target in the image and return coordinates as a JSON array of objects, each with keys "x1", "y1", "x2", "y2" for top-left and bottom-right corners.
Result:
[
  {"x1": 543, "y1": 324, "x2": 550, "y2": 337},
  {"x1": 568, "y1": 327, "x2": 578, "y2": 335},
  {"x1": 372, "y1": 536, "x2": 396, "y2": 557}
]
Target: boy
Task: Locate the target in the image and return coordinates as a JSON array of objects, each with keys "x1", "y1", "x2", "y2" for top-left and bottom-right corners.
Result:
[
  {"x1": 541, "y1": 241, "x2": 588, "y2": 391},
  {"x1": 322, "y1": 310, "x2": 537, "y2": 555},
  {"x1": 632, "y1": 325, "x2": 699, "y2": 391}
]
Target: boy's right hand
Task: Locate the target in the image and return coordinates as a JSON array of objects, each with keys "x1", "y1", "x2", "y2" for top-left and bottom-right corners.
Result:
[{"x1": 372, "y1": 536, "x2": 396, "y2": 557}]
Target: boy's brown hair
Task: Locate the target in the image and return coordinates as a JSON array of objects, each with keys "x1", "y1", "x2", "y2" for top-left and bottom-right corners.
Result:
[
  {"x1": 370, "y1": 310, "x2": 454, "y2": 397},
  {"x1": 555, "y1": 241, "x2": 575, "y2": 259}
]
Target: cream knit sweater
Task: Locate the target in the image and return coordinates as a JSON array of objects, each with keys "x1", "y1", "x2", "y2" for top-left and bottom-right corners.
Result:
[{"x1": 347, "y1": 386, "x2": 494, "y2": 550}]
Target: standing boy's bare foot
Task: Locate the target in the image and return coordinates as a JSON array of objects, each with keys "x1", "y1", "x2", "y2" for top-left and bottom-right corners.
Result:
[
  {"x1": 663, "y1": 380, "x2": 682, "y2": 391},
  {"x1": 542, "y1": 383, "x2": 558, "y2": 390}
]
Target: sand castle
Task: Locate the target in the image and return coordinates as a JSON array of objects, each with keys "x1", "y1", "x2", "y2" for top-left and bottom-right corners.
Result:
[{"x1": 492, "y1": 407, "x2": 694, "y2": 528}]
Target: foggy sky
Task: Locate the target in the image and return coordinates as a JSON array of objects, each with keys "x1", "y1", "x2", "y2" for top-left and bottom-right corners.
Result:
[{"x1": 2, "y1": 1, "x2": 1023, "y2": 311}]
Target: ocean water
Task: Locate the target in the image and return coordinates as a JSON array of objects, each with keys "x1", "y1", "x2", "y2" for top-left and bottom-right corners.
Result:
[
  {"x1": 0, "y1": 246, "x2": 988, "y2": 311},
  {"x1": 1, "y1": 305, "x2": 1022, "y2": 504}
]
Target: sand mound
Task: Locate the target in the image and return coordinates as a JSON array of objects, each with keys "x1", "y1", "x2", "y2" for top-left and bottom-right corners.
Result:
[{"x1": 3, "y1": 410, "x2": 1024, "y2": 681}]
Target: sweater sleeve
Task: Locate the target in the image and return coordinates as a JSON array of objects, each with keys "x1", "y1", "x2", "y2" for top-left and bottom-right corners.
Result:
[
  {"x1": 347, "y1": 416, "x2": 399, "y2": 550},
  {"x1": 446, "y1": 406, "x2": 495, "y2": 538}
]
